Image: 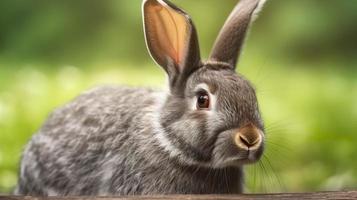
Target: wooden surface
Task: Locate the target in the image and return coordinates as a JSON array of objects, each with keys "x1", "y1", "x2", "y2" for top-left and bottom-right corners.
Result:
[{"x1": 1, "y1": 191, "x2": 357, "y2": 200}]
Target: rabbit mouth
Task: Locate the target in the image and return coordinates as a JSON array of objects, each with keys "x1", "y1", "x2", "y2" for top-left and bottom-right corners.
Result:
[
  {"x1": 237, "y1": 148, "x2": 264, "y2": 164},
  {"x1": 216, "y1": 148, "x2": 264, "y2": 168},
  {"x1": 211, "y1": 127, "x2": 265, "y2": 168}
]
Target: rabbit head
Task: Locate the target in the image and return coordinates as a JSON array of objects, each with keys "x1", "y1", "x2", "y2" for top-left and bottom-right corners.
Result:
[{"x1": 143, "y1": 0, "x2": 266, "y2": 168}]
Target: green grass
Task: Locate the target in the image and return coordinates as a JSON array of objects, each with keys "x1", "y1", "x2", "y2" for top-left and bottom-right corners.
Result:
[{"x1": 0, "y1": 60, "x2": 356, "y2": 193}]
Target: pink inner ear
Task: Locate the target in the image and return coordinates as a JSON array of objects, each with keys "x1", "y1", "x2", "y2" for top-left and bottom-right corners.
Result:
[{"x1": 144, "y1": 0, "x2": 190, "y2": 70}]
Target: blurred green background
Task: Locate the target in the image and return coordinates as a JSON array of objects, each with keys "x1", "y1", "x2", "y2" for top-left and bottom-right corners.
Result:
[{"x1": 1, "y1": 0, "x2": 357, "y2": 194}]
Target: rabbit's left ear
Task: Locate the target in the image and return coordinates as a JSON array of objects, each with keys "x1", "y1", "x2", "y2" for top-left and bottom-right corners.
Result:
[
  {"x1": 209, "y1": 0, "x2": 266, "y2": 69},
  {"x1": 143, "y1": 0, "x2": 201, "y2": 84}
]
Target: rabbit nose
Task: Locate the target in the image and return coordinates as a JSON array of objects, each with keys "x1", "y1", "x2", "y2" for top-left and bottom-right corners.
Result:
[{"x1": 234, "y1": 124, "x2": 262, "y2": 149}]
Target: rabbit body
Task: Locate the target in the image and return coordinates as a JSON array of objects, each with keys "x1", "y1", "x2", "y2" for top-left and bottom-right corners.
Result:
[
  {"x1": 16, "y1": 0, "x2": 267, "y2": 196},
  {"x1": 16, "y1": 86, "x2": 243, "y2": 195}
]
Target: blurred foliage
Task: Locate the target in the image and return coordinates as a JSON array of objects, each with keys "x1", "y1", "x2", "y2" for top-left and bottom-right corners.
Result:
[{"x1": 0, "y1": 0, "x2": 357, "y2": 194}]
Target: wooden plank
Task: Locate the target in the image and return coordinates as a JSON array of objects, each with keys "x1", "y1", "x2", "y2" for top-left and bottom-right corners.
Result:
[{"x1": 1, "y1": 191, "x2": 357, "y2": 200}]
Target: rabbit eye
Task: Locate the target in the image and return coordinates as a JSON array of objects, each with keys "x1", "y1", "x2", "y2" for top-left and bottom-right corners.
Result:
[{"x1": 196, "y1": 91, "x2": 210, "y2": 110}]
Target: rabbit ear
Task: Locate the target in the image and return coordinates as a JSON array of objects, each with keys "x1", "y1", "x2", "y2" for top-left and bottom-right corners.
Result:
[
  {"x1": 209, "y1": 0, "x2": 266, "y2": 69},
  {"x1": 143, "y1": 0, "x2": 201, "y2": 83}
]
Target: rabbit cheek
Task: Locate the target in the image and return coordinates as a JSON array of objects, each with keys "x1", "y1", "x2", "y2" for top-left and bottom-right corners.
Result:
[{"x1": 212, "y1": 130, "x2": 242, "y2": 167}]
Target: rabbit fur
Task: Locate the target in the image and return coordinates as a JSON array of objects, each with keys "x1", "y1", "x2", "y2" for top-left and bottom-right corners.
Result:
[{"x1": 16, "y1": 0, "x2": 267, "y2": 196}]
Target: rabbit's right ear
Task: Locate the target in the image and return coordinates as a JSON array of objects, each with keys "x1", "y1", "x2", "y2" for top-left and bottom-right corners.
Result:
[{"x1": 143, "y1": 0, "x2": 201, "y2": 85}]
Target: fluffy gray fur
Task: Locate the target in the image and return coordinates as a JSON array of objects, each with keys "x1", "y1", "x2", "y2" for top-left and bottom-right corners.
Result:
[{"x1": 15, "y1": 0, "x2": 266, "y2": 196}]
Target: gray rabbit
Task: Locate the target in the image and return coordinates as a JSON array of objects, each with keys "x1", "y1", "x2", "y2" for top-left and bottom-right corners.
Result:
[{"x1": 15, "y1": 0, "x2": 267, "y2": 196}]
